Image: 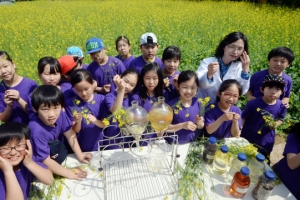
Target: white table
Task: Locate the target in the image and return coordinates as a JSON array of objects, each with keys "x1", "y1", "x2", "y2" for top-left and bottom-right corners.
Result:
[{"x1": 35, "y1": 142, "x2": 296, "y2": 200}]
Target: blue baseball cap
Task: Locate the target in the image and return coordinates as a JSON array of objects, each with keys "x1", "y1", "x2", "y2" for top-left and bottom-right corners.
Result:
[
  {"x1": 66, "y1": 46, "x2": 84, "y2": 58},
  {"x1": 86, "y1": 38, "x2": 105, "y2": 54}
]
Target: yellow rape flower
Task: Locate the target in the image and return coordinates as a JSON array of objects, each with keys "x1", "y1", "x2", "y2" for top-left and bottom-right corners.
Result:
[
  {"x1": 102, "y1": 118, "x2": 110, "y2": 126},
  {"x1": 210, "y1": 104, "x2": 215, "y2": 108},
  {"x1": 112, "y1": 118, "x2": 117, "y2": 123},
  {"x1": 185, "y1": 113, "x2": 189, "y2": 117},
  {"x1": 174, "y1": 110, "x2": 179, "y2": 114},
  {"x1": 257, "y1": 130, "x2": 261, "y2": 134},
  {"x1": 179, "y1": 107, "x2": 182, "y2": 110},
  {"x1": 72, "y1": 110, "x2": 77, "y2": 116},
  {"x1": 257, "y1": 108, "x2": 261, "y2": 112},
  {"x1": 91, "y1": 100, "x2": 95, "y2": 104},
  {"x1": 75, "y1": 99, "x2": 80, "y2": 105},
  {"x1": 204, "y1": 97, "x2": 210, "y2": 103}
]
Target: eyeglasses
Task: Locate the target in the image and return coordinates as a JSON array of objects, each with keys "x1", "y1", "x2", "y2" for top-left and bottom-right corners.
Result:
[
  {"x1": 0, "y1": 144, "x2": 27, "y2": 155},
  {"x1": 221, "y1": 92, "x2": 239, "y2": 99},
  {"x1": 227, "y1": 45, "x2": 244, "y2": 53}
]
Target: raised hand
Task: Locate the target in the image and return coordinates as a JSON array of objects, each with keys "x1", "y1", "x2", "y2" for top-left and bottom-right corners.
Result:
[
  {"x1": 23, "y1": 140, "x2": 33, "y2": 167},
  {"x1": 221, "y1": 112, "x2": 234, "y2": 121},
  {"x1": 5, "y1": 89, "x2": 20, "y2": 101},
  {"x1": 240, "y1": 51, "x2": 250, "y2": 73},
  {"x1": 207, "y1": 62, "x2": 219, "y2": 79}
]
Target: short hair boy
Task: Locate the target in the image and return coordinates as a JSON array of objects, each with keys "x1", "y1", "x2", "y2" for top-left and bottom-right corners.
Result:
[
  {"x1": 242, "y1": 74, "x2": 287, "y2": 162},
  {"x1": 86, "y1": 37, "x2": 126, "y2": 95},
  {"x1": 128, "y1": 32, "x2": 164, "y2": 74},
  {"x1": 246, "y1": 47, "x2": 294, "y2": 108},
  {"x1": 29, "y1": 85, "x2": 92, "y2": 180}
]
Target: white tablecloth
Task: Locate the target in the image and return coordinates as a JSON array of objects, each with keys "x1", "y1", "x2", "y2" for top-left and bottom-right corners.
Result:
[{"x1": 37, "y1": 143, "x2": 296, "y2": 200}]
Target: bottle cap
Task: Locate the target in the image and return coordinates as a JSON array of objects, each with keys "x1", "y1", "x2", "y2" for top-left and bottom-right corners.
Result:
[
  {"x1": 256, "y1": 154, "x2": 265, "y2": 162},
  {"x1": 264, "y1": 171, "x2": 275, "y2": 180},
  {"x1": 240, "y1": 166, "x2": 250, "y2": 176},
  {"x1": 220, "y1": 145, "x2": 228, "y2": 153},
  {"x1": 237, "y1": 153, "x2": 247, "y2": 161},
  {"x1": 209, "y1": 136, "x2": 217, "y2": 144}
]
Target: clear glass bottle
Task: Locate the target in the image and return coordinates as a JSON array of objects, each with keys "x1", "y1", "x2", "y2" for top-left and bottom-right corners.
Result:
[
  {"x1": 228, "y1": 153, "x2": 247, "y2": 180},
  {"x1": 213, "y1": 145, "x2": 230, "y2": 174},
  {"x1": 230, "y1": 166, "x2": 251, "y2": 198},
  {"x1": 202, "y1": 136, "x2": 217, "y2": 164},
  {"x1": 252, "y1": 170, "x2": 276, "y2": 200},
  {"x1": 248, "y1": 154, "x2": 266, "y2": 184},
  {"x1": 148, "y1": 96, "x2": 173, "y2": 137}
]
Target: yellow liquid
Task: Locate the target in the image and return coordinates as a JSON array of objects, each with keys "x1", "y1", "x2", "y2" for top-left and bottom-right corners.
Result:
[
  {"x1": 148, "y1": 108, "x2": 173, "y2": 131},
  {"x1": 127, "y1": 124, "x2": 146, "y2": 137}
]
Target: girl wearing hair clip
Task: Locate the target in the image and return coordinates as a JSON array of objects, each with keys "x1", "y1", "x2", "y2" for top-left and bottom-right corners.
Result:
[
  {"x1": 196, "y1": 32, "x2": 250, "y2": 104},
  {"x1": 115, "y1": 36, "x2": 135, "y2": 69}
]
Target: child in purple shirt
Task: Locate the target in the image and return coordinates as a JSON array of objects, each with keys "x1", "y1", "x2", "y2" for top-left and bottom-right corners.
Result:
[
  {"x1": 29, "y1": 85, "x2": 92, "y2": 180},
  {"x1": 86, "y1": 37, "x2": 126, "y2": 95},
  {"x1": 132, "y1": 62, "x2": 166, "y2": 112},
  {"x1": 0, "y1": 122, "x2": 53, "y2": 200},
  {"x1": 65, "y1": 69, "x2": 107, "y2": 152},
  {"x1": 128, "y1": 32, "x2": 164, "y2": 74},
  {"x1": 115, "y1": 36, "x2": 135, "y2": 69},
  {"x1": 273, "y1": 122, "x2": 300, "y2": 199},
  {"x1": 204, "y1": 79, "x2": 243, "y2": 139},
  {"x1": 162, "y1": 46, "x2": 181, "y2": 101},
  {"x1": 0, "y1": 51, "x2": 38, "y2": 124},
  {"x1": 246, "y1": 47, "x2": 294, "y2": 108},
  {"x1": 242, "y1": 74, "x2": 287, "y2": 160},
  {"x1": 167, "y1": 71, "x2": 204, "y2": 144},
  {"x1": 104, "y1": 69, "x2": 139, "y2": 149}
]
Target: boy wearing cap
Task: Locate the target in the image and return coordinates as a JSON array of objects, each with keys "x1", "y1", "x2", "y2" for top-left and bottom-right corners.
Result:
[
  {"x1": 66, "y1": 46, "x2": 88, "y2": 69},
  {"x1": 241, "y1": 74, "x2": 287, "y2": 161},
  {"x1": 86, "y1": 38, "x2": 126, "y2": 95},
  {"x1": 246, "y1": 47, "x2": 294, "y2": 108},
  {"x1": 128, "y1": 32, "x2": 164, "y2": 74}
]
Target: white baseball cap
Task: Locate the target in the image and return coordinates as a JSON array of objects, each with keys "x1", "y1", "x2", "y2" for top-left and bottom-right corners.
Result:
[{"x1": 140, "y1": 32, "x2": 158, "y2": 45}]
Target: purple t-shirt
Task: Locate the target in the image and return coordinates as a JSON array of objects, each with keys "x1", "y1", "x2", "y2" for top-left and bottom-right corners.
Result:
[
  {"x1": 0, "y1": 77, "x2": 37, "y2": 124},
  {"x1": 65, "y1": 94, "x2": 108, "y2": 152},
  {"x1": 204, "y1": 103, "x2": 242, "y2": 138},
  {"x1": 249, "y1": 69, "x2": 292, "y2": 99},
  {"x1": 132, "y1": 90, "x2": 169, "y2": 112},
  {"x1": 103, "y1": 92, "x2": 133, "y2": 149},
  {"x1": 163, "y1": 71, "x2": 180, "y2": 101},
  {"x1": 59, "y1": 82, "x2": 76, "y2": 100},
  {"x1": 87, "y1": 57, "x2": 126, "y2": 95},
  {"x1": 128, "y1": 55, "x2": 164, "y2": 74},
  {"x1": 241, "y1": 97, "x2": 287, "y2": 153},
  {"x1": 0, "y1": 159, "x2": 46, "y2": 200},
  {"x1": 116, "y1": 55, "x2": 135, "y2": 69},
  {"x1": 167, "y1": 97, "x2": 202, "y2": 144},
  {"x1": 273, "y1": 133, "x2": 300, "y2": 199},
  {"x1": 82, "y1": 63, "x2": 88, "y2": 69},
  {"x1": 29, "y1": 111, "x2": 72, "y2": 162}
]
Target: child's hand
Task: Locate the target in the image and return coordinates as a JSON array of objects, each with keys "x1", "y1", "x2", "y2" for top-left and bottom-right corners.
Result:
[
  {"x1": 0, "y1": 155, "x2": 13, "y2": 173},
  {"x1": 103, "y1": 84, "x2": 111, "y2": 93},
  {"x1": 172, "y1": 74, "x2": 179, "y2": 89},
  {"x1": 78, "y1": 152, "x2": 93, "y2": 164},
  {"x1": 232, "y1": 113, "x2": 240, "y2": 122},
  {"x1": 195, "y1": 115, "x2": 204, "y2": 129},
  {"x1": 207, "y1": 62, "x2": 219, "y2": 79},
  {"x1": 4, "y1": 94, "x2": 14, "y2": 107},
  {"x1": 281, "y1": 99, "x2": 289, "y2": 108},
  {"x1": 73, "y1": 113, "x2": 83, "y2": 124},
  {"x1": 163, "y1": 77, "x2": 170, "y2": 88},
  {"x1": 113, "y1": 75, "x2": 125, "y2": 91},
  {"x1": 221, "y1": 112, "x2": 234, "y2": 121},
  {"x1": 67, "y1": 167, "x2": 88, "y2": 180},
  {"x1": 183, "y1": 121, "x2": 197, "y2": 131},
  {"x1": 240, "y1": 51, "x2": 250, "y2": 73},
  {"x1": 23, "y1": 140, "x2": 33, "y2": 167},
  {"x1": 5, "y1": 89, "x2": 20, "y2": 101},
  {"x1": 86, "y1": 114, "x2": 97, "y2": 124}
]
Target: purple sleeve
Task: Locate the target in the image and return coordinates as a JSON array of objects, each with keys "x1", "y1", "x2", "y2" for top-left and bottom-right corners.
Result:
[
  {"x1": 64, "y1": 100, "x2": 75, "y2": 125},
  {"x1": 277, "y1": 102, "x2": 287, "y2": 121},
  {"x1": 204, "y1": 107, "x2": 217, "y2": 126},
  {"x1": 105, "y1": 93, "x2": 116, "y2": 112},
  {"x1": 248, "y1": 72, "x2": 257, "y2": 92},
  {"x1": 0, "y1": 94, "x2": 5, "y2": 113},
  {"x1": 30, "y1": 128, "x2": 50, "y2": 162},
  {"x1": 29, "y1": 80, "x2": 38, "y2": 93},
  {"x1": 117, "y1": 61, "x2": 126, "y2": 74},
  {"x1": 242, "y1": 101, "x2": 253, "y2": 119},
  {"x1": 284, "y1": 75, "x2": 293, "y2": 98},
  {"x1": 99, "y1": 95, "x2": 109, "y2": 119},
  {"x1": 60, "y1": 111, "x2": 72, "y2": 133},
  {"x1": 283, "y1": 134, "x2": 299, "y2": 155}
]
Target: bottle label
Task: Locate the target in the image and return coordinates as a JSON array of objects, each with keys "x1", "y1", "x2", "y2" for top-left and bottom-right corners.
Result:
[
  {"x1": 206, "y1": 154, "x2": 215, "y2": 159},
  {"x1": 236, "y1": 187, "x2": 248, "y2": 193}
]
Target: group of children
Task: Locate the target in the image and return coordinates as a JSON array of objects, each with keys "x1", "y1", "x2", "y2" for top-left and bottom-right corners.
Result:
[{"x1": 0, "y1": 31, "x2": 298, "y2": 199}]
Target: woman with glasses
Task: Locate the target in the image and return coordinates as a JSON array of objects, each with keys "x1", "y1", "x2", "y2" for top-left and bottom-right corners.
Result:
[
  {"x1": 204, "y1": 80, "x2": 243, "y2": 138},
  {"x1": 196, "y1": 32, "x2": 250, "y2": 104}
]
